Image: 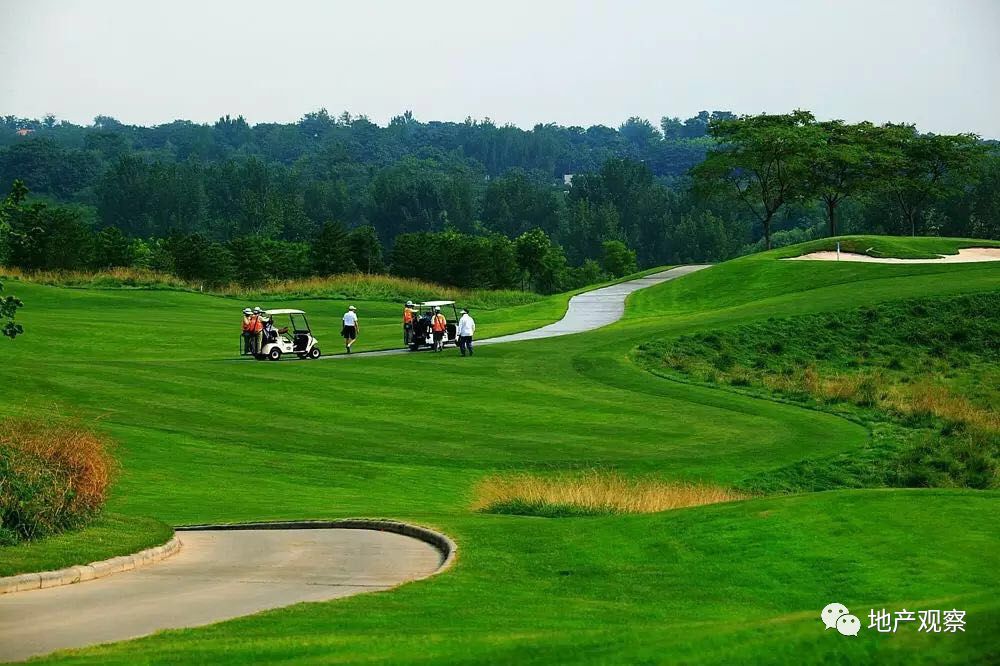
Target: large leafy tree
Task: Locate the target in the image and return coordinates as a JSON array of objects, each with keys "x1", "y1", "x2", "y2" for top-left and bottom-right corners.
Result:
[
  {"x1": 877, "y1": 125, "x2": 986, "y2": 236},
  {"x1": 693, "y1": 111, "x2": 816, "y2": 249},
  {"x1": 806, "y1": 121, "x2": 883, "y2": 237},
  {"x1": 601, "y1": 240, "x2": 637, "y2": 277},
  {"x1": 515, "y1": 228, "x2": 567, "y2": 293}
]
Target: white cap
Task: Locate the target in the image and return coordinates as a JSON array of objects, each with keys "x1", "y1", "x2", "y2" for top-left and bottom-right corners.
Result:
[
  {"x1": 348, "y1": 305, "x2": 356, "y2": 311},
  {"x1": 243, "y1": 308, "x2": 252, "y2": 315}
]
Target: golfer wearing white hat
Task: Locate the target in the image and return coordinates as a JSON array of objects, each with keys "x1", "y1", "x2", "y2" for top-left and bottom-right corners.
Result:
[
  {"x1": 457, "y1": 308, "x2": 476, "y2": 357},
  {"x1": 342, "y1": 305, "x2": 359, "y2": 354}
]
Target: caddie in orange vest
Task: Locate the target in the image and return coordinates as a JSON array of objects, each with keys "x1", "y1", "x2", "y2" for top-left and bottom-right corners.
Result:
[
  {"x1": 402, "y1": 300, "x2": 417, "y2": 345},
  {"x1": 241, "y1": 307, "x2": 254, "y2": 354},
  {"x1": 249, "y1": 306, "x2": 264, "y2": 355},
  {"x1": 431, "y1": 306, "x2": 447, "y2": 352}
]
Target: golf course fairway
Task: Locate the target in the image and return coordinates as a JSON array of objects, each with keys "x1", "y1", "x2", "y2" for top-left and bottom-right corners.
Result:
[{"x1": 0, "y1": 237, "x2": 997, "y2": 664}]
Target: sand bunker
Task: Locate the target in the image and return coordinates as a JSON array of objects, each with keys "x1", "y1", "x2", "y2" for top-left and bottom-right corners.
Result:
[{"x1": 785, "y1": 247, "x2": 1000, "y2": 264}]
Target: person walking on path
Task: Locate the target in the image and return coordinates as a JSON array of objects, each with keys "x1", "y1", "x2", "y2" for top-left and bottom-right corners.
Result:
[
  {"x1": 457, "y1": 308, "x2": 476, "y2": 357},
  {"x1": 431, "y1": 306, "x2": 448, "y2": 352},
  {"x1": 342, "y1": 305, "x2": 359, "y2": 353},
  {"x1": 402, "y1": 300, "x2": 417, "y2": 345}
]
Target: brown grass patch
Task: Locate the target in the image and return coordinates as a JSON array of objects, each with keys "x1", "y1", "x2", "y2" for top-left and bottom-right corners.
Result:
[
  {"x1": 888, "y1": 382, "x2": 1000, "y2": 433},
  {"x1": 0, "y1": 417, "x2": 117, "y2": 541},
  {"x1": 472, "y1": 471, "x2": 747, "y2": 516}
]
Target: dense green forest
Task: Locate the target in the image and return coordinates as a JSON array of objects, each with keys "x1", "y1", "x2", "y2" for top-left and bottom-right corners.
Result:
[{"x1": 1, "y1": 109, "x2": 998, "y2": 292}]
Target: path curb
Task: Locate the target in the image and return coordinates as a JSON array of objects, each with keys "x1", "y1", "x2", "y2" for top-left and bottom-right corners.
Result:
[
  {"x1": 0, "y1": 534, "x2": 182, "y2": 595},
  {"x1": 176, "y1": 518, "x2": 458, "y2": 576}
]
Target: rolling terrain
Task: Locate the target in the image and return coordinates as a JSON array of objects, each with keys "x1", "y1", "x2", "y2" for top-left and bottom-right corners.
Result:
[{"x1": 0, "y1": 237, "x2": 997, "y2": 663}]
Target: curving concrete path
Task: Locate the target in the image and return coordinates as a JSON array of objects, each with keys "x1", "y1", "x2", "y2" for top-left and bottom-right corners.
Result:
[
  {"x1": 0, "y1": 528, "x2": 444, "y2": 662},
  {"x1": 325, "y1": 264, "x2": 711, "y2": 359}
]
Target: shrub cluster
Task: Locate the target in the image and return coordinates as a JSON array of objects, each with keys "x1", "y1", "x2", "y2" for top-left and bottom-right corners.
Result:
[{"x1": 0, "y1": 417, "x2": 116, "y2": 544}]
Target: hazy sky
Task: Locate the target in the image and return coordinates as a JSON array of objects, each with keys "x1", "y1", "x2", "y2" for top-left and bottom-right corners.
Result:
[{"x1": 3, "y1": 0, "x2": 999, "y2": 137}]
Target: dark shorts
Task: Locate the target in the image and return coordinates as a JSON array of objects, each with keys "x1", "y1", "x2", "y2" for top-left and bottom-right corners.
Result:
[
  {"x1": 342, "y1": 325, "x2": 357, "y2": 339},
  {"x1": 432, "y1": 331, "x2": 444, "y2": 341}
]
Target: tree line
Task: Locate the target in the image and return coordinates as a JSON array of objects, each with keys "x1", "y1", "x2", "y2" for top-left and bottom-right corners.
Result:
[
  {"x1": 693, "y1": 110, "x2": 991, "y2": 248},
  {"x1": 0, "y1": 108, "x2": 997, "y2": 293},
  {"x1": 0, "y1": 178, "x2": 637, "y2": 292}
]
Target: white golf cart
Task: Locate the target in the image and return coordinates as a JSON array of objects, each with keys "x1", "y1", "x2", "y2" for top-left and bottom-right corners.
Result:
[
  {"x1": 256, "y1": 309, "x2": 321, "y2": 361},
  {"x1": 407, "y1": 300, "x2": 460, "y2": 351}
]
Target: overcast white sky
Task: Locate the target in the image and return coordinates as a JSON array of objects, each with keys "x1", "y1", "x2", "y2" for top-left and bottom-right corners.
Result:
[{"x1": 2, "y1": 0, "x2": 998, "y2": 137}]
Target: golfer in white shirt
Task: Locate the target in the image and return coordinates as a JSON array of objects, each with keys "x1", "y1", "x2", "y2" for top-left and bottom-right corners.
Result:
[
  {"x1": 456, "y1": 309, "x2": 476, "y2": 357},
  {"x1": 342, "y1": 305, "x2": 359, "y2": 354}
]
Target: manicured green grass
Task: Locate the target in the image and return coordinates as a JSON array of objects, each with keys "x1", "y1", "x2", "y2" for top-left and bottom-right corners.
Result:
[
  {"x1": 1, "y1": 237, "x2": 997, "y2": 663},
  {"x1": 3, "y1": 266, "x2": 669, "y2": 359},
  {"x1": 774, "y1": 234, "x2": 1000, "y2": 259},
  {"x1": 0, "y1": 513, "x2": 172, "y2": 577}
]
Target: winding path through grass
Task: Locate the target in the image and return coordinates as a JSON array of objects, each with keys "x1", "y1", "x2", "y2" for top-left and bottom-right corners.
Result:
[{"x1": 322, "y1": 265, "x2": 710, "y2": 358}]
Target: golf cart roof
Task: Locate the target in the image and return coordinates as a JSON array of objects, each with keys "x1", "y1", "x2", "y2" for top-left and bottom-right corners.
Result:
[
  {"x1": 419, "y1": 300, "x2": 456, "y2": 307},
  {"x1": 264, "y1": 309, "x2": 305, "y2": 316}
]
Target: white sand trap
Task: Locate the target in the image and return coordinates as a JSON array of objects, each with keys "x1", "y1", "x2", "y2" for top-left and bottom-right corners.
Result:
[{"x1": 785, "y1": 247, "x2": 1000, "y2": 264}]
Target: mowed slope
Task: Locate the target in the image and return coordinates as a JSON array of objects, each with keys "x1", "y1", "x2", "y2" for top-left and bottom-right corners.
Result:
[{"x1": 1, "y1": 242, "x2": 998, "y2": 664}]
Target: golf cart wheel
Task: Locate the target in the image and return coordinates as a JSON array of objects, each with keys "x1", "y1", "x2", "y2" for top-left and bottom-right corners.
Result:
[
  {"x1": 308, "y1": 347, "x2": 321, "y2": 360},
  {"x1": 409, "y1": 343, "x2": 419, "y2": 351},
  {"x1": 268, "y1": 348, "x2": 282, "y2": 361}
]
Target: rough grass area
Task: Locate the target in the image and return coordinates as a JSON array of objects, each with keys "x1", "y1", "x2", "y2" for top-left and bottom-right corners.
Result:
[
  {"x1": 474, "y1": 471, "x2": 746, "y2": 516},
  {"x1": 0, "y1": 417, "x2": 117, "y2": 543},
  {"x1": 0, "y1": 512, "x2": 173, "y2": 577},
  {"x1": 774, "y1": 234, "x2": 1000, "y2": 260},
  {"x1": 635, "y1": 292, "x2": 1000, "y2": 490},
  {"x1": 0, "y1": 266, "x2": 543, "y2": 309}
]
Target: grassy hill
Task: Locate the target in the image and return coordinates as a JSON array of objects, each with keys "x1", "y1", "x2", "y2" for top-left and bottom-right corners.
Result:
[{"x1": 1, "y1": 236, "x2": 997, "y2": 663}]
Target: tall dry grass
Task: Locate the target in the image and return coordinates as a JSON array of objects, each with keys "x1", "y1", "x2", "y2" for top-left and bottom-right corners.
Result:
[
  {"x1": 215, "y1": 274, "x2": 541, "y2": 308},
  {"x1": 0, "y1": 266, "x2": 188, "y2": 290},
  {"x1": 889, "y1": 381, "x2": 1000, "y2": 433},
  {"x1": 0, "y1": 417, "x2": 117, "y2": 542},
  {"x1": 764, "y1": 366, "x2": 998, "y2": 435},
  {"x1": 473, "y1": 471, "x2": 747, "y2": 516},
  {"x1": 0, "y1": 266, "x2": 541, "y2": 308}
]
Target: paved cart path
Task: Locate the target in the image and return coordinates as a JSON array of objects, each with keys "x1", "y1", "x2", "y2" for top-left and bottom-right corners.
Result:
[
  {"x1": 325, "y1": 264, "x2": 711, "y2": 359},
  {"x1": 0, "y1": 529, "x2": 443, "y2": 663}
]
